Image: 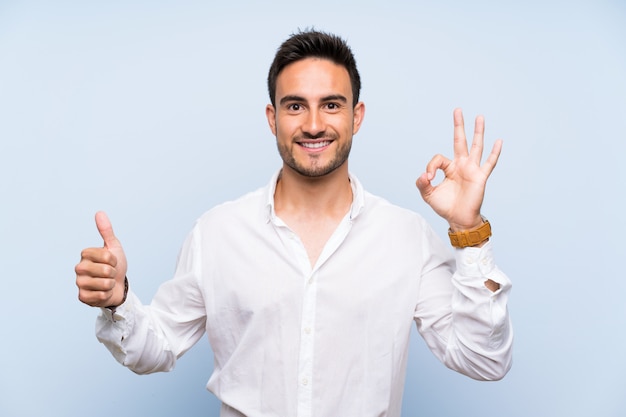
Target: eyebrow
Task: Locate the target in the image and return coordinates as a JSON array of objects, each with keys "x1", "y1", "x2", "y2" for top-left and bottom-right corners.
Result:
[{"x1": 279, "y1": 94, "x2": 348, "y2": 106}]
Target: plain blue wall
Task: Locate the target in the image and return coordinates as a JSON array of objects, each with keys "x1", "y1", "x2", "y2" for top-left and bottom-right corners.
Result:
[{"x1": 1, "y1": 1, "x2": 625, "y2": 416}]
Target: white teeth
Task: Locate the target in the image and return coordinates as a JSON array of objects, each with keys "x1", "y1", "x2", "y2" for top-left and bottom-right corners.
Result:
[{"x1": 301, "y1": 141, "x2": 331, "y2": 149}]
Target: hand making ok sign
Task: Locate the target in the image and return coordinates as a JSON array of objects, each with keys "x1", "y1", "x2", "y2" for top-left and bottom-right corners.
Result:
[{"x1": 416, "y1": 108, "x2": 503, "y2": 232}]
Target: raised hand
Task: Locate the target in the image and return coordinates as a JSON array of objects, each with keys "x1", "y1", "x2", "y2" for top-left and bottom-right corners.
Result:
[
  {"x1": 415, "y1": 108, "x2": 502, "y2": 231},
  {"x1": 75, "y1": 211, "x2": 128, "y2": 307}
]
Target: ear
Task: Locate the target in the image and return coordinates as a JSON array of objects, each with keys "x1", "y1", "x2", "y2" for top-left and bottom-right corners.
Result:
[
  {"x1": 352, "y1": 101, "x2": 365, "y2": 134},
  {"x1": 266, "y1": 104, "x2": 277, "y2": 136}
]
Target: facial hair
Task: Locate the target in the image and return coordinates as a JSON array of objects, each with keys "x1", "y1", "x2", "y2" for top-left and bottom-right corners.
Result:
[{"x1": 276, "y1": 130, "x2": 352, "y2": 178}]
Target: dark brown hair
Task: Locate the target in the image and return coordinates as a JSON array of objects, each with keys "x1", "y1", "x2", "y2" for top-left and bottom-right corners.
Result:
[{"x1": 267, "y1": 30, "x2": 361, "y2": 107}]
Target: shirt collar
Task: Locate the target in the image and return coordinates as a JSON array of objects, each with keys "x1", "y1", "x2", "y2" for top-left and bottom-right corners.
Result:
[{"x1": 264, "y1": 169, "x2": 365, "y2": 223}]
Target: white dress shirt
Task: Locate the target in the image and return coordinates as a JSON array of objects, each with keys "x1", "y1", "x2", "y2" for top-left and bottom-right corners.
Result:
[{"x1": 96, "y1": 171, "x2": 513, "y2": 417}]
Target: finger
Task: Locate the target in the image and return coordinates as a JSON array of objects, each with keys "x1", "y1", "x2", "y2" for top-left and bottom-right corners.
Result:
[
  {"x1": 415, "y1": 172, "x2": 435, "y2": 199},
  {"x1": 469, "y1": 114, "x2": 485, "y2": 164},
  {"x1": 75, "y1": 255, "x2": 118, "y2": 278},
  {"x1": 79, "y1": 247, "x2": 117, "y2": 267},
  {"x1": 76, "y1": 275, "x2": 117, "y2": 292},
  {"x1": 95, "y1": 211, "x2": 120, "y2": 249},
  {"x1": 424, "y1": 154, "x2": 451, "y2": 180},
  {"x1": 78, "y1": 287, "x2": 115, "y2": 307},
  {"x1": 453, "y1": 108, "x2": 469, "y2": 159},
  {"x1": 481, "y1": 139, "x2": 503, "y2": 176}
]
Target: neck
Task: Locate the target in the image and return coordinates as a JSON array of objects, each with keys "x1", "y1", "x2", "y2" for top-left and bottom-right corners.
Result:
[{"x1": 274, "y1": 164, "x2": 353, "y2": 218}]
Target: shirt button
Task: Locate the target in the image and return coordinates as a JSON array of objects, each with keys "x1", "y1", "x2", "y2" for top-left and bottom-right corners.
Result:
[
  {"x1": 304, "y1": 327, "x2": 311, "y2": 334},
  {"x1": 466, "y1": 257, "x2": 475, "y2": 264},
  {"x1": 302, "y1": 378, "x2": 309, "y2": 386}
]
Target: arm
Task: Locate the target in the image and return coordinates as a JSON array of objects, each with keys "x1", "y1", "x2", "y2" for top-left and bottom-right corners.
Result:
[
  {"x1": 416, "y1": 108, "x2": 503, "y2": 290},
  {"x1": 413, "y1": 109, "x2": 512, "y2": 379},
  {"x1": 415, "y1": 227, "x2": 512, "y2": 381},
  {"x1": 75, "y1": 212, "x2": 206, "y2": 374}
]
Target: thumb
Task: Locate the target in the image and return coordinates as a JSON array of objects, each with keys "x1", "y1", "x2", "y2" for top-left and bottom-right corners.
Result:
[{"x1": 95, "y1": 211, "x2": 121, "y2": 249}]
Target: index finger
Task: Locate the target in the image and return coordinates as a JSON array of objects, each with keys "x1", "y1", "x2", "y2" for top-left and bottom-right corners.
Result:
[{"x1": 79, "y1": 247, "x2": 118, "y2": 267}]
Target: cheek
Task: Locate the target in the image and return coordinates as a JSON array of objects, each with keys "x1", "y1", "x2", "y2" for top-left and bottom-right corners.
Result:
[{"x1": 275, "y1": 117, "x2": 298, "y2": 137}]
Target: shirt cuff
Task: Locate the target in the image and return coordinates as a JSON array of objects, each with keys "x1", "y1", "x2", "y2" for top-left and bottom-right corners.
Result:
[
  {"x1": 99, "y1": 306, "x2": 122, "y2": 322},
  {"x1": 96, "y1": 291, "x2": 138, "y2": 365},
  {"x1": 453, "y1": 240, "x2": 511, "y2": 292},
  {"x1": 98, "y1": 287, "x2": 136, "y2": 322}
]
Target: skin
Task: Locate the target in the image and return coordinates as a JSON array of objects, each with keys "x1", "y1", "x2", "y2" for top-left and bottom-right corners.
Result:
[
  {"x1": 75, "y1": 57, "x2": 503, "y2": 307},
  {"x1": 415, "y1": 109, "x2": 503, "y2": 291},
  {"x1": 266, "y1": 57, "x2": 364, "y2": 180},
  {"x1": 415, "y1": 109, "x2": 503, "y2": 233},
  {"x1": 265, "y1": 58, "x2": 365, "y2": 266},
  {"x1": 75, "y1": 211, "x2": 127, "y2": 307}
]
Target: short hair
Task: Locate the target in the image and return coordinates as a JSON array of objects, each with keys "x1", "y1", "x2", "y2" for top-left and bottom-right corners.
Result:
[{"x1": 267, "y1": 30, "x2": 361, "y2": 107}]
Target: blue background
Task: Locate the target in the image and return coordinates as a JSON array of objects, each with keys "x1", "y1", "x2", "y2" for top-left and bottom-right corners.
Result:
[{"x1": 1, "y1": 0, "x2": 625, "y2": 416}]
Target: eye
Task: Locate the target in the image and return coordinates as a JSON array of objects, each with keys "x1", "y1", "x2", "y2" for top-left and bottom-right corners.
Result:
[
  {"x1": 325, "y1": 102, "x2": 341, "y2": 111},
  {"x1": 287, "y1": 103, "x2": 302, "y2": 111}
]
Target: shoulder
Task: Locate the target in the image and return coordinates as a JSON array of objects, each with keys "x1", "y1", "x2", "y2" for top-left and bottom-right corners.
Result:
[
  {"x1": 352, "y1": 190, "x2": 447, "y2": 255},
  {"x1": 195, "y1": 186, "x2": 268, "y2": 229},
  {"x1": 361, "y1": 189, "x2": 446, "y2": 242},
  {"x1": 350, "y1": 173, "x2": 427, "y2": 227},
  {"x1": 362, "y1": 190, "x2": 428, "y2": 226}
]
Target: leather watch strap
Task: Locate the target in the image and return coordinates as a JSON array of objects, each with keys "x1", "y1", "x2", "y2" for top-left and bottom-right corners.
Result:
[{"x1": 448, "y1": 218, "x2": 492, "y2": 248}]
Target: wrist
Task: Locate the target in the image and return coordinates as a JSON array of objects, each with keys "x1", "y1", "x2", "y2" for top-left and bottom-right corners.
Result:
[
  {"x1": 106, "y1": 276, "x2": 129, "y2": 311},
  {"x1": 448, "y1": 216, "x2": 491, "y2": 248},
  {"x1": 448, "y1": 215, "x2": 484, "y2": 232}
]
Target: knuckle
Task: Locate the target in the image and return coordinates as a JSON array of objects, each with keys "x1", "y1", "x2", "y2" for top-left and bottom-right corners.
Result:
[
  {"x1": 104, "y1": 279, "x2": 116, "y2": 291},
  {"x1": 78, "y1": 289, "x2": 99, "y2": 306},
  {"x1": 101, "y1": 251, "x2": 117, "y2": 266},
  {"x1": 75, "y1": 276, "x2": 85, "y2": 288},
  {"x1": 92, "y1": 290, "x2": 110, "y2": 304},
  {"x1": 101, "y1": 264, "x2": 116, "y2": 278}
]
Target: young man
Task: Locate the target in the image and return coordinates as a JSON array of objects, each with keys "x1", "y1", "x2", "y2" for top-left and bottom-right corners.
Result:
[{"x1": 75, "y1": 30, "x2": 512, "y2": 417}]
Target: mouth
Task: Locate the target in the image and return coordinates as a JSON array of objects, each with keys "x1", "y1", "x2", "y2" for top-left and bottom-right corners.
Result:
[{"x1": 298, "y1": 140, "x2": 332, "y2": 149}]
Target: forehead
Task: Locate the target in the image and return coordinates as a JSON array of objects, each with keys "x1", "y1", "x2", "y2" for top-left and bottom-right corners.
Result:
[{"x1": 275, "y1": 57, "x2": 352, "y2": 101}]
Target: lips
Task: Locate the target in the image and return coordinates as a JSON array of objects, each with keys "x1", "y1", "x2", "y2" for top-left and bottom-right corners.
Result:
[{"x1": 299, "y1": 140, "x2": 332, "y2": 149}]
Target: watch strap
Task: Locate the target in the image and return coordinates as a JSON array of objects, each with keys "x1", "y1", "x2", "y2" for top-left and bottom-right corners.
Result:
[{"x1": 448, "y1": 219, "x2": 492, "y2": 248}]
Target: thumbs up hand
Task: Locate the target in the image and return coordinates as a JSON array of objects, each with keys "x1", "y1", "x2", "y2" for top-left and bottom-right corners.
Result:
[{"x1": 75, "y1": 212, "x2": 128, "y2": 308}]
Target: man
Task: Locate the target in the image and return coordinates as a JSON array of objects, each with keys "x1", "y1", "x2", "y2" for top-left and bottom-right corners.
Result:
[{"x1": 75, "y1": 30, "x2": 512, "y2": 416}]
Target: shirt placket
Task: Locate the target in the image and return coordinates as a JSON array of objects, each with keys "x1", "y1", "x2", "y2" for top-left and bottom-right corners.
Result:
[
  {"x1": 295, "y1": 217, "x2": 353, "y2": 417},
  {"x1": 272, "y1": 220, "x2": 315, "y2": 417},
  {"x1": 297, "y1": 267, "x2": 316, "y2": 417},
  {"x1": 272, "y1": 214, "x2": 353, "y2": 417}
]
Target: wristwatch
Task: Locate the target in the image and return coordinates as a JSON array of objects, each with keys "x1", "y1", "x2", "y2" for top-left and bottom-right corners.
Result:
[{"x1": 448, "y1": 217, "x2": 491, "y2": 248}]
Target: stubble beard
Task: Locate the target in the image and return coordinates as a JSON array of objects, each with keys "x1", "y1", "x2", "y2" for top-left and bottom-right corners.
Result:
[{"x1": 276, "y1": 132, "x2": 352, "y2": 178}]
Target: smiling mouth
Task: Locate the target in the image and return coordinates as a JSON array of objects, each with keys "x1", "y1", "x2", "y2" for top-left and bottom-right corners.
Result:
[{"x1": 299, "y1": 140, "x2": 332, "y2": 149}]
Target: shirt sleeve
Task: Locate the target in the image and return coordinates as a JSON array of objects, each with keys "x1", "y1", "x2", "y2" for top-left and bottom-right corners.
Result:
[
  {"x1": 95, "y1": 226, "x2": 207, "y2": 375},
  {"x1": 414, "y1": 226, "x2": 513, "y2": 381}
]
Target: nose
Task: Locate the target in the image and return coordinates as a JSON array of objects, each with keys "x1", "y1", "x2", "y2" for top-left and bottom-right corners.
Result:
[{"x1": 302, "y1": 108, "x2": 326, "y2": 137}]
